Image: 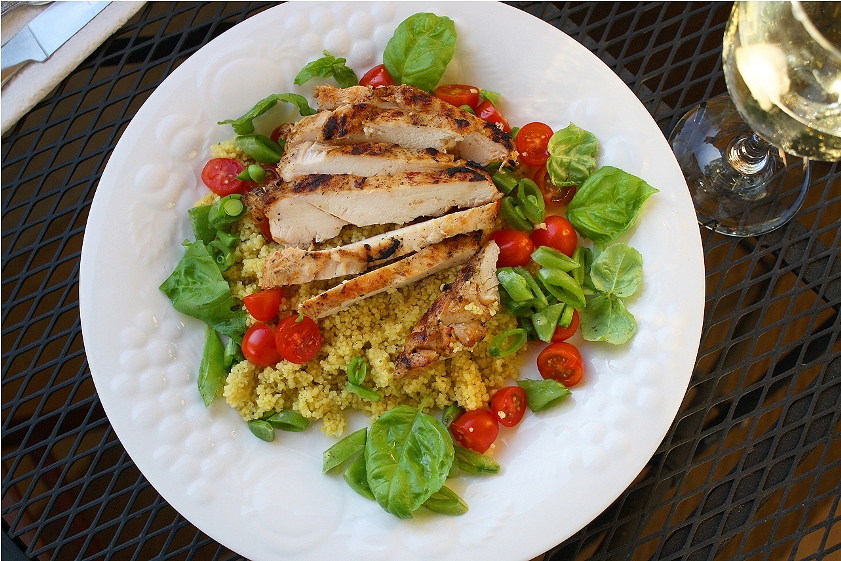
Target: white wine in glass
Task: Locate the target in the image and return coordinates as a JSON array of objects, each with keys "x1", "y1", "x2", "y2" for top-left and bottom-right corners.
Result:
[{"x1": 670, "y1": 1, "x2": 840, "y2": 237}]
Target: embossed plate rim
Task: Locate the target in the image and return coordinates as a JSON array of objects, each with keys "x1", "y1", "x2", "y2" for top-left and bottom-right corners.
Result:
[{"x1": 80, "y1": 3, "x2": 705, "y2": 560}]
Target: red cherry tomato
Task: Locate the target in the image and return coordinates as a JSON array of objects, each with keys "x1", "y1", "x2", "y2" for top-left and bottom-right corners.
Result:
[
  {"x1": 242, "y1": 323, "x2": 281, "y2": 367},
  {"x1": 475, "y1": 99, "x2": 511, "y2": 133},
  {"x1": 551, "y1": 310, "x2": 580, "y2": 342},
  {"x1": 532, "y1": 165, "x2": 577, "y2": 207},
  {"x1": 531, "y1": 215, "x2": 578, "y2": 257},
  {"x1": 259, "y1": 216, "x2": 274, "y2": 241},
  {"x1": 537, "y1": 342, "x2": 584, "y2": 388},
  {"x1": 243, "y1": 288, "x2": 285, "y2": 322},
  {"x1": 449, "y1": 409, "x2": 499, "y2": 453},
  {"x1": 275, "y1": 314, "x2": 322, "y2": 364},
  {"x1": 359, "y1": 64, "x2": 395, "y2": 87},
  {"x1": 270, "y1": 125, "x2": 284, "y2": 144},
  {"x1": 434, "y1": 84, "x2": 481, "y2": 109},
  {"x1": 490, "y1": 386, "x2": 528, "y2": 427},
  {"x1": 489, "y1": 230, "x2": 534, "y2": 268},
  {"x1": 201, "y1": 158, "x2": 249, "y2": 196},
  {"x1": 516, "y1": 122, "x2": 553, "y2": 167}
]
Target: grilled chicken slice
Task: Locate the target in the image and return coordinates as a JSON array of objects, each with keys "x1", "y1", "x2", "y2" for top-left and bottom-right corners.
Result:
[
  {"x1": 277, "y1": 141, "x2": 457, "y2": 182},
  {"x1": 395, "y1": 240, "x2": 501, "y2": 378},
  {"x1": 261, "y1": 202, "x2": 498, "y2": 287},
  {"x1": 286, "y1": 104, "x2": 473, "y2": 153},
  {"x1": 297, "y1": 233, "x2": 482, "y2": 319},
  {"x1": 313, "y1": 84, "x2": 514, "y2": 165},
  {"x1": 244, "y1": 167, "x2": 500, "y2": 247}
]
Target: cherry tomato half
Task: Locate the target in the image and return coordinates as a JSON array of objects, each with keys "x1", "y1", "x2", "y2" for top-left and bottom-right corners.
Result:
[
  {"x1": 434, "y1": 84, "x2": 481, "y2": 109},
  {"x1": 537, "y1": 341, "x2": 583, "y2": 388},
  {"x1": 243, "y1": 288, "x2": 285, "y2": 322},
  {"x1": 531, "y1": 215, "x2": 578, "y2": 257},
  {"x1": 475, "y1": 99, "x2": 511, "y2": 133},
  {"x1": 275, "y1": 314, "x2": 322, "y2": 364},
  {"x1": 491, "y1": 386, "x2": 528, "y2": 427},
  {"x1": 489, "y1": 230, "x2": 534, "y2": 268},
  {"x1": 533, "y1": 165, "x2": 576, "y2": 207},
  {"x1": 449, "y1": 409, "x2": 499, "y2": 453},
  {"x1": 201, "y1": 158, "x2": 249, "y2": 196},
  {"x1": 359, "y1": 64, "x2": 395, "y2": 87},
  {"x1": 516, "y1": 122, "x2": 553, "y2": 167},
  {"x1": 259, "y1": 216, "x2": 274, "y2": 241},
  {"x1": 242, "y1": 323, "x2": 281, "y2": 367},
  {"x1": 551, "y1": 309, "x2": 580, "y2": 343}
]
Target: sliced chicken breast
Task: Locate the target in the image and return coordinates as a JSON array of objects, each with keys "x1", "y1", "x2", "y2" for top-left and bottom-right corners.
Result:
[
  {"x1": 395, "y1": 240, "x2": 501, "y2": 378},
  {"x1": 297, "y1": 232, "x2": 482, "y2": 319},
  {"x1": 277, "y1": 141, "x2": 457, "y2": 182},
  {"x1": 313, "y1": 84, "x2": 514, "y2": 165},
  {"x1": 247, "y1": 167, "x2": 500, "y2": 247},
  {"x1": 261, "y1": 202, "x2": 499, "y2": 287}
]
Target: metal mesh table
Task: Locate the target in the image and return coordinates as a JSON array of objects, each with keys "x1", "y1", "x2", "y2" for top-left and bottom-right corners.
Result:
[{"x1": 2, "y1": 2, "x2": 839, "y2": 560}]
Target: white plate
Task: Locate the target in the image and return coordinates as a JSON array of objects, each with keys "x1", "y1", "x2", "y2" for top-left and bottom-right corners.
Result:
[{"x1": 79, "y1": 3, "x2": 704, "y2": 560}]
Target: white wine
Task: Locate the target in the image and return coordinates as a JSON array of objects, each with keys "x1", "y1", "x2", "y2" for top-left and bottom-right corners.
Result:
[{"x1": 722, "y1": 2, "x2": 841, "y2": 161}]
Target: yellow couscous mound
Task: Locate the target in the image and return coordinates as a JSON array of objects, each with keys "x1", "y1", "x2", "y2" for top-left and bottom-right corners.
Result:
[{"x1": 206, "y1": 144, "x2": 525, "y2": 436}]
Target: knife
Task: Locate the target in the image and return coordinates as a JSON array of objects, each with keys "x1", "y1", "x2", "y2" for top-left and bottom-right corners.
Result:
[{"x1": 1, "y1": 1, "x2": 110, "y2": 86}]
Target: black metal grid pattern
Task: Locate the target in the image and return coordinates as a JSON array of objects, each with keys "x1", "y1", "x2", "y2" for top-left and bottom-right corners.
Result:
[{"x1": 1, "y1": 2, "x2": 838, "y2": 560}]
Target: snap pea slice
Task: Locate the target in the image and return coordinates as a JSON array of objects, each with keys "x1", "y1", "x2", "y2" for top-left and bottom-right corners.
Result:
[
  {"x1": 454, "y1": 445, "x2": 501, "y2": 474},
  {"x1": 513, "y1": 267, "x2": 548, "y2": 310},
  {"x1": 346, "y1": 356, "x2": 367, "y2": 385},
  {"x1": 531, "y1": 303, "x2": 565, "y2": 343},
  {"x1": 347, "y1": 382, "x2": 381, "y2": 402},
  {"x1": 492, "y1": 167, "x2": 520, "y2": 194},
  {"x1": 197, "y1": 326, "x2": 226, "y2": 407},
  {"x1": 559, "y1": 302, "x2": 575, "y2": 328},
  {"x1": 497, "y1": 268, "x2": 534, "y2": 302},
  {"x1": 516, "y1": 178, "x2": 546, "y2": 224},
  {"x1": 235, "y1": 134, "x2": 284, "y2": 164},
  {"x1": 531, "y1": 245, "x2": 580, "y2": 272},
  {"x1": 248, "y1": 419, "x2": 275, "y2": 442},
  {"x1": 208, "y1": 194, "x2": 245, "y2": 230},
  {"x1": 499, "y1": 196, "x2": 533, "y2": 231},
  {"x1": 343, "y1": 452, "x2": 374, "y2": 500},
  {"x1": 265, "y1": 410, "x2": 310, "y2": 432},
  {"x1": 441, "y1": 404, "x2": 464, "y2": 428},
  {"x1": 323, "y1": 427, "x2": 367, "y2": 473},
  {"x1": 422, "y1": 485, "x2": 468, "y2": 516},
  {"x1": 537, "y1": 267, "x2": 586, "y2": 309}
]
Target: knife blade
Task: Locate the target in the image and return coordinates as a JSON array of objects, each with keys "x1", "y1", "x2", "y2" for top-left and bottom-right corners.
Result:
[{"x1": 1, "y1": 1, "x2": 109, "y2": 86}]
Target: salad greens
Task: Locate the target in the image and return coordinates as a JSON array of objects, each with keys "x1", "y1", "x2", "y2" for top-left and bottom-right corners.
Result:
[
  {"x1": 383, "y1": 13, "x2": 456, "y2": 92},
  {"x1": 295, "y1": 50, "x2": 358, "y2": 88},
  {"x1": 580, "y1": 243, "x2": 643, "y2": 344},
  {"x1": 365, "y1": 397, "x2": 454, "y2": 519},
  {"x1": 566, "y1": 165, "x2": 658, "y2": 244},
  {"x1": 218, "y1": 92, "x2": 316, "y2": 135},
  {"x1": 546, "y1": 123, "x2": 599, "y2": 188}
]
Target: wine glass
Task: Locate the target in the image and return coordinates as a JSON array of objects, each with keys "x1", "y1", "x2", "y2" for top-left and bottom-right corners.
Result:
[{"x1": 669, "y1": 1, "x2": 841, "y2": 237}]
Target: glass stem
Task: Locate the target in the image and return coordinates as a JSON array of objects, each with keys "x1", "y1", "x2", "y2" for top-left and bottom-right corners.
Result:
[{"x1": 727, "y1": 132, "x2": 772, "y2": 175}]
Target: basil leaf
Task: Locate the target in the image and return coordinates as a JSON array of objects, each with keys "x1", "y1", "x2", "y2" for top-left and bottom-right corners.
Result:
[
  {"x1": 517, "y1": 379, "x2": 571, "y2": 412},
  {"x1": 188, "y1": 205, "x2": 215, "y2": 244},
  {"x1": 383, "y1": 13, "x2": 456, "y2": 92},
  {"x1": 198, "y1": 326, "x2": 227, "y2": 406},
  {"x1": 218, "y1": 93, "x2": 317, "y2": 135},
  {"x1": 567, "y1": 166, "x2": 658, "y2": 244},
  {"x1": 589, "y1": 243, "x2": 643, "y2": 298},
  {"x1": 580, "y1": 294, "x2": 637, "y2": 344},
  {"x1": 546, "y1": 123, "x2": 599, "y2": 188},
  {"x1": 364, "y1": 401, "x2": 454, "y2": 519},
  {"x1": 159, "y1": 240, "x2": 247, "y2": 341},
  {"x1": 295, "y1": 50, "x2": 359, "y2": 88}
]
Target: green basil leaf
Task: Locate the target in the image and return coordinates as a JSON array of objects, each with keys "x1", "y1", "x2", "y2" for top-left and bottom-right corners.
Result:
[
  {"x1": 517, "y1": 379, "x2": 571, "y2": 412},
  {"x1": 589, "y1": 243, "x2": 643, "y2": 298},
  {"x1": 198, "y1": 326, "x2": 227, "y2": 407},
  {"x1": 218, "y1": 93, "x2": 317, "y2": 135},
  {"x1": 364, "y1": 401, "x2": 454, "y2": 519},
  {"x1": 546, "y1": 123, "x2": 599, "y2": 188},
  {"x1": 567, "y1": 166, "x2": 658, "y2": 244},
  {"x1": 383, "y1": 13, "x2": 456, "y2": 92},
  {"x1": 580, "y1": 294, "x2": 637, "y2": 344},
  {"x1": 159, "y1": 240, "x2": 247, "y2": 341},
  {"x1": 295, "y1": 50, "x2": 359, "y2": 88}
]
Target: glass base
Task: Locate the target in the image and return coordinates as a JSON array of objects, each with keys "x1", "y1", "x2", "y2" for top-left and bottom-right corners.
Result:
[{"x1": 669, "y1": 95, "x2": 810, "y2": 237}]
